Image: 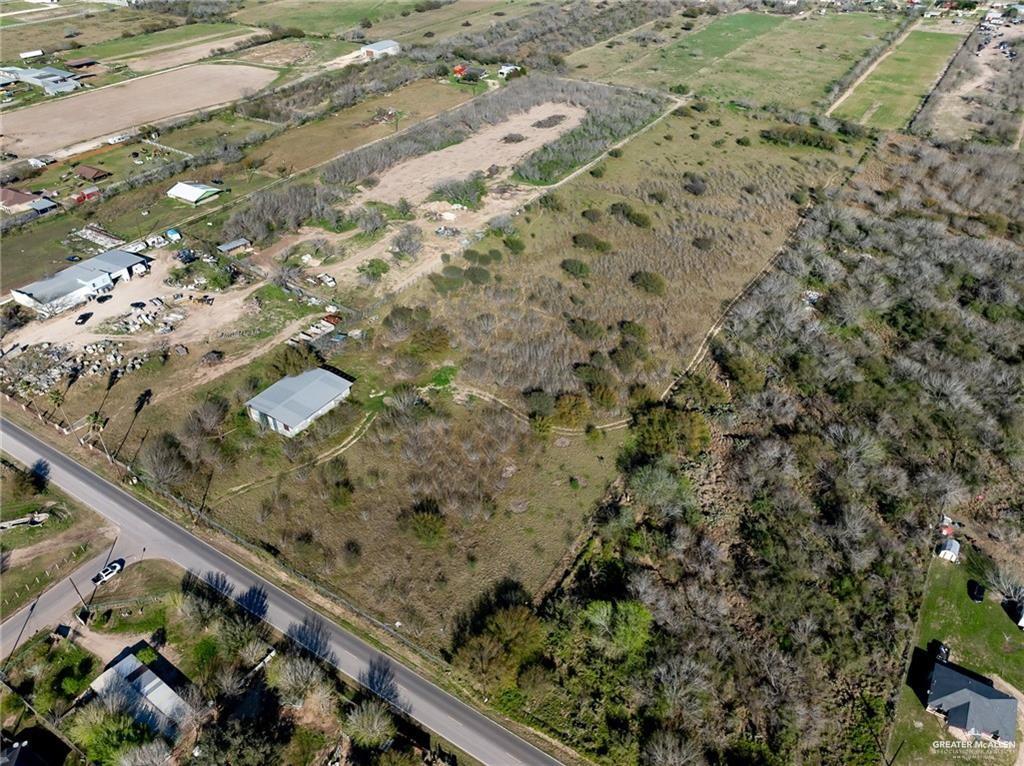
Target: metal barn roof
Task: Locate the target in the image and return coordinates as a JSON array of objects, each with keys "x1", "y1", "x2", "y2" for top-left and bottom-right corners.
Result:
[{"x1": 247, "y1": 368, "x2": 352, "y2": 429}]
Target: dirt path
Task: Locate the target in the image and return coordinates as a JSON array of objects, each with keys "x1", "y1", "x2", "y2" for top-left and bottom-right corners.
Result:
[
  {"x1": 73, "y1": 624, "x2": 150, "y2": 666},
  {"x1": 827, "y1": 20, "x2": 919, "y2": 116},
  {"x1": 6, "y1": 520, "x2": 115, "y2": 568}
]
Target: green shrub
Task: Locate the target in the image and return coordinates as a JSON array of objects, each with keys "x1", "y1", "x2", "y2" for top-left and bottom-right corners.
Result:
[
  {"x1": 135, "y1": 646, "x2": 159, "y2": 666},
  {"x1": 358, "y1": 258, "x2": 390, "y2": 282},
  {"x1": 630, "y1": 270, "x2": 666, "y2": 296},
  {"x1": 609, "y1": 202, "x2": 651, "y2": 228},
  {"x1": 589, "y1": 165, "x2": 605, "y2": 178},
  {"x1": 582, "y1": 208, "x2": 602, "y2": 223},
  {"x1": 503, "y1": 236, "x2": 525, "y2": 254},
  {"x1": 567, "y1": 316, "x2": 605, "y2": 341},
  {"x1": 608, "y1": 148, "x2": 623, "y2": 158},
  {"x1": 561, "y1": 259, "x2": 590, "y2": 279},
  {"x1": 736, "y1": 135, "x2": 751, "y2": 146},
  {"x1": 572, "y1": 232, "x2": 612, "y2": 252},
  {"x1": 465, "y1": 266, "x2": 491, "y2": 284},
  {"x1": 760, "y1": 126, "x2": 838, "y2": 151}
]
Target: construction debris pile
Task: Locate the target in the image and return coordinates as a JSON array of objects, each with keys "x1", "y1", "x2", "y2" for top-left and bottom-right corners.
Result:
[{"x1": 0, "y1": 341, "x2": 151, "y2": 397}]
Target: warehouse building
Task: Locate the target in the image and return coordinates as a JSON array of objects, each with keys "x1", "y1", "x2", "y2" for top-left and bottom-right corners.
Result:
[
  {"x1": 246, "y1": 368, "x2": 353, "y2": 437},
  {"x1": 11, "y1": 249, "x2": 150, "y2": 316}
]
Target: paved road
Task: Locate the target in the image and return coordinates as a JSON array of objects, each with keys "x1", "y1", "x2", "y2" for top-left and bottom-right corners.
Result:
[{"x1": 0, "y1": 418, "x2": 561, "y2": 766}]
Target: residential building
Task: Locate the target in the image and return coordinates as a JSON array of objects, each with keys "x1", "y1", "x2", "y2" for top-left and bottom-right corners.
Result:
[
  {"x1": 166, "y1": 181, "x2": 222, "y2": 205},
  {"x1": 11, "y1": 249, "x2": 149, "y2": 316},
  {"x1": 75, "y1": 164, "x2": 110, "y2": 181},
  {"x1": 937, "y1": 538, "x2": 961, "y2": 562},
  {"x1": 246, "y1": 367, "x2": 353, "y2": 437},
  {"x1": 0, "y1": 187, "x2": 39, "y2": 213},
  {"x1": 927, "y1": 661, "x2": 1017, "y2": 743},
  {"x1": 360, "y1": 40, "x2": 401, "y2": 60},
  {"x1": 90, "y1": 652, "x2": 194, "y2": 740}
]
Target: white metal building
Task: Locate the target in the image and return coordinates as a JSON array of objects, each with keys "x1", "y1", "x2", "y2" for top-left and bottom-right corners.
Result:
[
  {"x1": 166, "y1": 181, "x2": 222, "y2": 205},
  {"x1": 247, "y1": 368, "x2": 353, "y2": 437},
  {"x1": 360, "y1": 40, "x2": 401, "y2": 60},
  {"x1": 11, "y1": 249, "x2": 149, "y2": 316}
]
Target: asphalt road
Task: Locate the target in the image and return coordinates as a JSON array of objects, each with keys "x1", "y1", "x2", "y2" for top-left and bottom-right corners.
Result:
[{"x1": 0, "y1": 418, "x2": 561, "y2": 766}]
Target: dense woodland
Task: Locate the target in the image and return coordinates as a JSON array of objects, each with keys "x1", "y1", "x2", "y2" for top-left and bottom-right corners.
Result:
[{"x1": 445, "y1": 139, "x2": 1024, "y2": 764}]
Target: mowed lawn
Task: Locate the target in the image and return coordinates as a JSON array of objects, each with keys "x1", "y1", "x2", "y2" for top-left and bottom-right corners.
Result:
[
  {"x1": 232, "y1": 0, "x2": 415, "y2": 34},
  {"x1": 833, "y1": 30, "x2": 964, "y2": 130},
  {"x1": 885, "y1": 557, "x2": 1023, "y2": 765}
]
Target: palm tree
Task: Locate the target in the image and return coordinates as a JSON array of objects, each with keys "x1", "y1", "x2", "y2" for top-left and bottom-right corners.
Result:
[
  {"x1": 48, "y1": 389, "x2": 72, "y2": 431},
  {"x1": 85, "y1": 411, "x2": 111, "y2": 461}
]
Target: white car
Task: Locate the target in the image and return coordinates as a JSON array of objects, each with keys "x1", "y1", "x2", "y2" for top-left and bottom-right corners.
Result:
[{"x1": 91, "y1": 561, "x2": 123, "y2": 586}]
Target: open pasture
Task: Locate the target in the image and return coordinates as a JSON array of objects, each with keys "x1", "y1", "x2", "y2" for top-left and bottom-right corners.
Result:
[
  {"x1": 0, "y1": 6, "x2": 179, "y2": 64},
  {"x1": 834, "y1": 29, "x2": 966, "y2": 130},
  {"x1": 63, "y1": 21, "x2": 257, "y2": 64},
  {"x1": 0, "y1": 63, "x2": 278, "y2": 157},
  {"x1": 573, "y1": 11, "x2": 901, "y2": 111},
  {"x1": 370, "y1": 0, "x2": 536, "y2": 43},
  {"x1": 231, "y1": 0, "x2": 415, "y2": 35},
  {"x1": 250, "y1": 79, "x2": 473, "y2": 173}
]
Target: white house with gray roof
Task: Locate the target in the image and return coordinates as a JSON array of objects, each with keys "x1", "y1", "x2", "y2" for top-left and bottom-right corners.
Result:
[
  {"x1": 11, "y1": 249, "x2": 149, "y2": 316},
  {"x1": 246, "y1": 367, "x2": 353, "y2": 437}
]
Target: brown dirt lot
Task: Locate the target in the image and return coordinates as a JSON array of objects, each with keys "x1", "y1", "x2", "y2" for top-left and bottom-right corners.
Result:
[
  {"x1": 125, "y1": 31, "x2": 265, "y2": 71},
  {"x1": 0, "y1": 64, "x2": 278, "y2": 157}
]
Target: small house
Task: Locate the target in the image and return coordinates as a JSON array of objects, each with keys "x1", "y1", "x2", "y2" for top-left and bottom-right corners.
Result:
[
  {"x1": 0, "y1": 187, "x2": 39, "y2": 213},
  {"x1": 247, "y1": 368, "x2": 353, "y2": 437},
  {"x1": 937, "y1": 538, "x2": 961, "y2": 562},
  {"x1": 75, "y1": 165, "x2": 110, "y2": 181},
  {"x1": 216, "y1": 237, "x2": 251, "y2": 254},
  {"x1": 28, "y1": 198, "x2": 58, "y2": 216},
  {"x1": 71, "y1": 185, "x2": 101, "y2": 204},
  {"x1": 498, "y1": 64, "x2": 521, "y2": 78},
  {"x1": 927, "y1": 661, "x2": 1017, "y2": 743},
  {"x1": 90, "y1": 652, "x2": 194, "y2": 740},
  {"x1": 166, "y1": 181, "x2": 222, "y2": 206},
  {"x1": 360, "y1": 40, "x2": 400, "y2": 60}
]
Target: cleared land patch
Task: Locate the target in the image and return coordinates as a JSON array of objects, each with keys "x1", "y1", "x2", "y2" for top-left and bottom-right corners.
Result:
[
  {"x1": 834, "y1": 29, "x2": 964, "y2": 130},
  {"x1": 0, "y1": 63, "x2": 278, "y2": 157},
  {"x1": 61, "y1": 21, "x2": 250, "y2": 63},
  {"x1": 125, "y1": 30, "x2": 265, "y2": 71}
]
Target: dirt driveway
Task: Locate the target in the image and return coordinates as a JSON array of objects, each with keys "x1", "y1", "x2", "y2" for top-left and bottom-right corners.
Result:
[{"x1": 0, "y1": 64, "x2": 277, "y2": 157}]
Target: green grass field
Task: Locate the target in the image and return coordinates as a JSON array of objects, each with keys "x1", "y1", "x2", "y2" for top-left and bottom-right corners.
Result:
[
  {"x1": 571, "y1": 11, "x2": 901, "y2": 111},
  {"x1": 833, "y1": 29, "x2": 964, "y2": 130},
  {"x1": 886, "y1": 557, "x2": 1022, "y2": 765},
  {"x1": 63, "y1": 21, "x2": 252, "y2": 62},
  {"x1": 159, "y1": 113, "x2": 274, "y2": 154},
  {"x1": 370, "y1": 0, "x2": 536, "y2": 43},
  {"x1": 232, "y1": 0, "x2": 415, "y2": 35}
]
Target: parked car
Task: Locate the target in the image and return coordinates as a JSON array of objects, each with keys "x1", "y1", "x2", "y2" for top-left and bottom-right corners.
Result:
[
  {"x1": 74, "y1": 312, "x2": 92, "y2": 325},
  {"x1": 96, "y1": 295, "x2": 113, "y2": 304},
  {"x1": 66, "y1": 255, "x2": 82, "y2": 262},
  {"x1": 91, "y1": 560, "x2": 123, "y2": 585},
  {"x1": 935, "y1": 642, "x2": 951, "y2": 663}
]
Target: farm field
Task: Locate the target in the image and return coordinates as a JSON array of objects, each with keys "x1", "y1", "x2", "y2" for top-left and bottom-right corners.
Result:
[
  {"x1": 0, "y1": 63, "x2": 278, "y2": 157},
  {"x1": 249, "y1": 78, "x2": 473, "y2": 173},
  {"x1": 158, "y1": 112, "x2": 275, "y2": 154},
  {"x1": 573, "y1": 11, "x2": 902, "y2": 111},
  {"x1": 0, "y1": 7, "x2": 179, "y2": 64},
  {"x1": 231, "y1": 0, "x2": 416, "y2": 35},
  {"x1": 59, "y1": 21, "x2": 255, "y2": 64},
  {"x1": 371, "y1": 0, "x2": 536, "y2": 43},
  {"x1": 886, "y1": 557, "x2": 1022, "y2": 765},
  {"x1": 833, "y1": 29, "x2": 965, "y2": 130}
]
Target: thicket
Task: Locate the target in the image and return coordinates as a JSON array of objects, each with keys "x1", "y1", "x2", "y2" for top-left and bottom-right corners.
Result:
[{"x1": 444, "y1": 139, "x2": 1024, "y2": 764}]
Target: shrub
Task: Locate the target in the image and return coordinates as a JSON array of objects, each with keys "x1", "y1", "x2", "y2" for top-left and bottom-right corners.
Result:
[
  {"x1": 538, "y1": 193, "x2": 564, "y2": 211},
  {"x1": 431, "y1": 171, "x2": 487, "y2": 208},
  {"x1": 589, "y1": 165, "x2": 605, "y2": 178},
  {"x1": 582, "y1": 208, "x2": 603, "y2": 223},
  {"x1": 609, "y1": 201, "x2": 651, "y2": 228},
  {"x1": 567, "y1": 316, "x2": 605, "y2": 341},
  {"x1": 693, "y1": 236, "x2": 713, "y2": 251},
  {"x1": 465, "y1": 266, "x2": 491, "y2": 284},
  {"x1": 736, "y1": 135, "x2": 751, "y2": 146},
  {"x1": 630, "y1": 270, "x2": 666, "y2": 296},
  {"x1": 572, "y1": 232, "x2": 612, "y2": 252},
  {"x1": 358, "y1": 258, "x2": 390, "y2": 282},
  {"x1": 760, "y1": 126, "x2": 838, "y2": 151},
  {"x1": 683, "y1": 173, "x2": 707, "y2": 195},
  {"x1": 504, "y1": 236, "x2": 526, "y2": 254},
  {"x1": 561, "y1": 259, "x2": 590, "y2": 279},
  {"x1": 608, "y1": 148, "x2": 623, "y2": 158}
]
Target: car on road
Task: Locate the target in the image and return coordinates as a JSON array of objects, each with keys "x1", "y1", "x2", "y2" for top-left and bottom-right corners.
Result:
[
  {"x1": 75, "y1": 312, "x2": 93, "y2": 325},
  {"x1": 91, "y1": 561, "x2": 123, "y2": 586}
]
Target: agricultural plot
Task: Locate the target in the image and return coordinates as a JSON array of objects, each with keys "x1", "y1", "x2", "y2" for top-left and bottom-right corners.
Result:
[
  {"x1": 0, "y1": 7, "x2": 179, "y2": 65},
  {"x1": 159, "y1": 113, "x2": 275, "y2": 154},
  {"x1": 0, "y1": 63, "x2": 278, "y2": 157},
  {"x1": 250, "y1": 79, "x2": 473, "y2": 173},
  {"x1": 231, "y1": 0, "x2": 415, "y2": 35},
  {"x1": 575, "y1": 11, "x2": 901, "y2": 111},
  {"x1": 833, "y1": 29, "x2": 965, "y2": 130},
  {"x1": 886, "y1": 557, "x2": 1022, "y2": 765}
]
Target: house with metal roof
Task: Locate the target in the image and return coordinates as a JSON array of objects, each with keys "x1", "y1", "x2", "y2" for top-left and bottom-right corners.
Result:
[
  {"x1": 927, "y1": 661, "x2": 1017, "y2": 743},
  {"x1": 360, "y1": 40, "x2": 400, "y2": 60},
  {"x1": 0, "y1": 66, "x2": 80, "y2": 95},
  {"x1": 11, "y1": 249, "x2": 149, "y2": 316},
  {"x1": 90, "y1": 652, "x2": 194, "y2": 740},
  {"x1": 166, "y1": 181, "x2": 222, "y2": 205},
  {"x1": 217, "y1": 237, "x2": 251, "y2": 254},
  {"x1": 247, "y1": 368, "x2": 353, "y2": 437}
]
